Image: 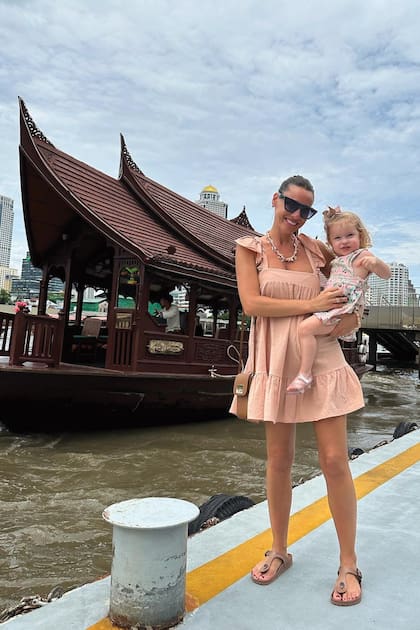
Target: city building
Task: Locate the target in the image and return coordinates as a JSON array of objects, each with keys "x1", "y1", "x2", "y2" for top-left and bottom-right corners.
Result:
[
  {"x1": 173, "y1": 186, "x2": 231, "y2": 311},
  {"x1": 367, "y1": 262, "x2": 417, "y2": 306},
  {"x1": 171, "y1": 286, "x2": 189, "y2": 310},
  {"x1": 408, "y1": 280, "x2": 420, "y2": 306},
  {"x1": 195, "y1": 185, "x2": 228, "y2": 218},
  {"x1": 0, "y1": 194, "x2": 14, "y2": 267},
  {"x1": 11, "y1": 251, "x2": 64, "y2": 299},
  {"x1": 0, "y1": 266, "x2": 19, "y2": 292}
]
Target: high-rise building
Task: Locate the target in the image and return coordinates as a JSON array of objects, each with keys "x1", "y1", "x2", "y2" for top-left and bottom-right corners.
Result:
[
  {"x1": 367, "y1": 262, "x2": 411, "y2": 305},
  {"x1": 0, "y1": 266, "x2": 19, "y2": 292},
  {"x1": 0, "y1": 195, "x2": 14, "y2": 267},
  {"x1": 407, "y1": 280, "x2": 420, "y2": 306},
  {"x1": 171, "y1": 287, "x2": 189, "y2": 310},
  {"x1": 196, "y1": 185, "x2": 228, "y2": 218},
  {"x1": 11, "y1": 251, "x2": 64, "y2": 298},
  {"x1": 170, "y1": 185, "x2": 230, "y2": 312}
]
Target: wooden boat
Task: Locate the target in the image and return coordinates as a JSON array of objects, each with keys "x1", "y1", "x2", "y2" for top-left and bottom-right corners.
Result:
[{"x1": 0, "y1": 99, "x2": 369, "y2": 433}]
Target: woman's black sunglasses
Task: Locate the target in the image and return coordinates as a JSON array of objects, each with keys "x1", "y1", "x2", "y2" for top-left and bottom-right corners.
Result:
[{"x1": 279, "y1": 193, "x2": 317, "y2": 220}]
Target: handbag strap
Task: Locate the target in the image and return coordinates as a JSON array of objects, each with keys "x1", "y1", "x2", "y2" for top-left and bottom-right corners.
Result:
[{"x1": 237, "y1": 312, "x2": 256, "y2": 374}]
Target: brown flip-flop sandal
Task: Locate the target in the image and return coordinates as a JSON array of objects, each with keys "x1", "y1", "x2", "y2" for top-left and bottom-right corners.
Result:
[
  {"x1": 330, "y1": 567, "x2": 362, "y2": 606},
  {"x1": 251, "y1": 550, "x2": 293, "y2": 586}
]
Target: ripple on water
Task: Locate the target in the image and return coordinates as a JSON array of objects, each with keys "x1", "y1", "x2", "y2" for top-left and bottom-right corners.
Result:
[{"x1": 0, "y1": 368, "x2": 419, "y2": 610}]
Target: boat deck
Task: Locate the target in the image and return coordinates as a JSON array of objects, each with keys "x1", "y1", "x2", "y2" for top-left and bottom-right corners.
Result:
[
  {"x1": 0, "y1": 355, "x2": 115, "y2": 374},
  {"x1": 2, "y1": 428, "x2": 420, "y2": 630}
]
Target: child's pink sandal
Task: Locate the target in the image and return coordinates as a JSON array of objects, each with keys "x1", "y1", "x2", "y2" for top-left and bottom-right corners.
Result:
[{"x1": 286, "y1": 374, "x2": 312, "y2": 394}]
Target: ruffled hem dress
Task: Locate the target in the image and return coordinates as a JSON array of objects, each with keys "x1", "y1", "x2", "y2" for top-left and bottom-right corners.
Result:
[{"x1": 229, "y1": 233, "x2": 365, "y2": 424}]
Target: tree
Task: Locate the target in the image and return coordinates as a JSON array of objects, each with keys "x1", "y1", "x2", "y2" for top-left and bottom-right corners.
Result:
[{"x1": 0, "y1": 289, "x2": 11, "y2": 304}]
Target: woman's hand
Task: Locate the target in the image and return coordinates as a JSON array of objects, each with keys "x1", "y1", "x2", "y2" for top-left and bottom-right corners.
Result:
[
  {"x1": 329, "y1": 312, "x2": 359, "y2": 338},
  {"x1": 310, "y1": 286, "x2": 347, "y2": 313}
]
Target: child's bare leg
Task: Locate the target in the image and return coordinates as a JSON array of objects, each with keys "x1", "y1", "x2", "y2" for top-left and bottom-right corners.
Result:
[
  {"x1": 297, "y1": 316, "x2": 331, "y2": 375},
  {"x1": 287, "y1": 316, "x2": 334, "y2": 393}
]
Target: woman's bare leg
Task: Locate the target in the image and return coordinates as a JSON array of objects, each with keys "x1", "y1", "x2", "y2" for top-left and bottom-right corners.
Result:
[
  {"x1": 314, "y1": 415, "x2": 361, "y2": 604},
  {"x1": 251, "y1": 422, "x2": 295, "y2": 582}
]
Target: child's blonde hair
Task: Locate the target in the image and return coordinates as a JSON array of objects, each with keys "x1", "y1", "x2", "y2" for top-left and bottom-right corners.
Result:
[{"x1": 323, "y1": 206, "x2": 372, "y2": 249}]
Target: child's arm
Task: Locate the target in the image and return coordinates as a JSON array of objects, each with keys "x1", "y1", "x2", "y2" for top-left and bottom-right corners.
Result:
[{"x1": 356, "y1": 252, "x2": 391, "y2": 279}]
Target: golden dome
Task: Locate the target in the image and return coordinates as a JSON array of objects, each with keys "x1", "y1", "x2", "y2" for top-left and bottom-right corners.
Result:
[{"x1": 202, "y1": 185, "x2": 218, "y2": 193}]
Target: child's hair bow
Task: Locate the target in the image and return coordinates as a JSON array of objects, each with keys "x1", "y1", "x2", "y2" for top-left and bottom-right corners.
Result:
[{"x1": 323, "y1": 205, "x2": 342, "y2": 221}]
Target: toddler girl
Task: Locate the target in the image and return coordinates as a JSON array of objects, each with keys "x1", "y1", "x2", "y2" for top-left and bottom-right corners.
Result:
[{"x1": 287, "y1": 206, "x2": 391, "y2": 394}]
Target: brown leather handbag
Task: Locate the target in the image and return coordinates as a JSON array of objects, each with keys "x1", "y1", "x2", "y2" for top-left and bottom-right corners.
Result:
[{"x1": 233, "y1": 315, "x2": 255, "y2": 420}]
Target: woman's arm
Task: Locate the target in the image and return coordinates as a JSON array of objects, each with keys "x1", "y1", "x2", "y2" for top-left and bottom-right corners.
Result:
[
  {"x1": 236, "y1": 245, "x2": 347, "y2": 318},
  {"x1": 316, "y1": 240, "x2": 335, "y2": 277},
  {"x1": 329, "y1": 312, "x2": 360, "y2": 338}
]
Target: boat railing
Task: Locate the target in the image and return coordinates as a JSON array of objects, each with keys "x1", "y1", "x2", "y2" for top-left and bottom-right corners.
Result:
[
  {"x1": 8, "y1": 311, "x2": 65, "y2": 367},
  {"x1": 0, "y1": 311, "x2": 15, "y2": 356},
  {"x1": 138, "y1": 328, "x2": 243, "y2": 373}
]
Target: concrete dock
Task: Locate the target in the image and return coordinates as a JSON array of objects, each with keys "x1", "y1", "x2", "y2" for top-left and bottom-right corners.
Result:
[{"x1": 3, "y1": 427, "x2": 420, "y2": 630}]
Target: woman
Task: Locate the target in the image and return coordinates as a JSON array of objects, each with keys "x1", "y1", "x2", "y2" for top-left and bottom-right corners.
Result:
[{"x1": 230, "y1": 175, "x2": 364, "y2": 606}]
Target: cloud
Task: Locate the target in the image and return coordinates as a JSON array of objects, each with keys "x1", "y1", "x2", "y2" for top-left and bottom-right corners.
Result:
[{"x1": 1, "y1": 0, "x2": 420, "y2": 288}]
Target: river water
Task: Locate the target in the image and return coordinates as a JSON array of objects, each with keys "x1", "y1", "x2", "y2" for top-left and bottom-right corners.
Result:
[{"x1": 0, "y1": 365, "x2": 419, "y2": 612}]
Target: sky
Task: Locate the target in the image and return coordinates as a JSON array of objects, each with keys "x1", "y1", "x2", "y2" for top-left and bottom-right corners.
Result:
[{"x1": 1, "y1": 0, "x2": 420, "y2": 289}]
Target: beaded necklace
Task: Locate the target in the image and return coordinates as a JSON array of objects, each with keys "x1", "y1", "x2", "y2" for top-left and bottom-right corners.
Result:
[{"x1": 266, "y1": 231, "x2": 299, "y2": 263}]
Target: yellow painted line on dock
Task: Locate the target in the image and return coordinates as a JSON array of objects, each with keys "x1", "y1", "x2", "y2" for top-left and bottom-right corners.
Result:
[{"x1": 88, "y1": 441, "x2": 420, "y2": 629}]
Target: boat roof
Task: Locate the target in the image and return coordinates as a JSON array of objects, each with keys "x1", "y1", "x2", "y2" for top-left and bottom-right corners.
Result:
[{"x1": 18, "y1": 98, "x2": 259, "y2": 290}]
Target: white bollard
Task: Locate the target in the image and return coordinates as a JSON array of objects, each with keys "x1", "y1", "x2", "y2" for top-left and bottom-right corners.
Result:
[{"x1": 103, "y1": 497, "x2": 199, "y2": 629}]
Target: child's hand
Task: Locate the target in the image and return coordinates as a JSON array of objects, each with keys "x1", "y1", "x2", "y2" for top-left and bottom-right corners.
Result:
[
  {"x1": 357, "y1": 252, "x2": 391, "y2": 279},
  {"x1": 358, "y1": 253, "x2": 378, "y2": 273}
]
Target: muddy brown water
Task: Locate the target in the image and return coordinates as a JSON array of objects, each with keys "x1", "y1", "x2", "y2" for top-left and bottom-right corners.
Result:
[{"x1": 0, "y1": 365, "x2": 418, "y2": 611}]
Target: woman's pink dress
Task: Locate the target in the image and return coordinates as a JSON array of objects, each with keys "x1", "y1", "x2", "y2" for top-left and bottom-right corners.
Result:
[{"x1": 229, "y1": 234, "x2": 365, "y2": 424}]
